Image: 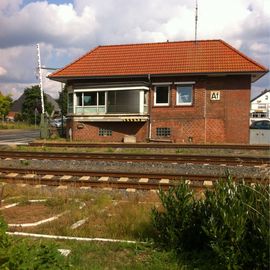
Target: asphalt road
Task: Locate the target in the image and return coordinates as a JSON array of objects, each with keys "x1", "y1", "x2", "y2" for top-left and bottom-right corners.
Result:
[{"x1": 0, "y1": 129, "x2": 40, "y2": 144}]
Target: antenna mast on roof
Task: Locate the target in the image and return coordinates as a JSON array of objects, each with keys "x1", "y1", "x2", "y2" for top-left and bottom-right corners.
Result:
[
  {"x1": 36, "y1": 43, "x2": 45, "y2": 114},
  {"x1": 195, "y1": 0, "x2": 198, "y2": 43}
]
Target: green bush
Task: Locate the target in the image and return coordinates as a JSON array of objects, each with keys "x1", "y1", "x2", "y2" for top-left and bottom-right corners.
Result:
[
  {"x1": 152, "y1": 178, "x2": 270, "y2": 269},
  {"x1": 0, "y1": 216, "x2": 71, "y2": 269},
  {"x1": 152, "y1": 183, "x2": 206, "y2": 252}
]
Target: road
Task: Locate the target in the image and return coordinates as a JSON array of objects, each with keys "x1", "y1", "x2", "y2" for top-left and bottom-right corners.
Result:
[{"x1": 0, "y1": 129, "x2": 40, "y2": 145}]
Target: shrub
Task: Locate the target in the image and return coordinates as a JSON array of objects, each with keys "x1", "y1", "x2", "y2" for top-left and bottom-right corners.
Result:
[
  {"x1": 152, "y1": 183, "x2": 206, "y2": 252},
  {"x1": 0, "y1": 216, "x2": 71, "y2": 269},
  {"x1": 151, "y1": 178, "x2": 270, "y2": 269}
]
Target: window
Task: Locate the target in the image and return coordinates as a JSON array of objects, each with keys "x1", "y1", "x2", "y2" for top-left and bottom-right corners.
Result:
[
  {"x1": 99, "y1": 128, "x2": 112, "y2": 136},
  {"x1": 84, "y1": 92, "x2": 97, "y2": 106},
  {"x1": 99, "y1": 92, "x2": 105, "y2": 105},
  {"x1": 154, "y1": 86, "x2": 169, "y2": 106},
  {"x1": 156, "y1": 127, "x2": 171, "y2": 137},
  {"x1": 68, "y1": 93, "x2": 73, "y2": 113},
  {"x1": 76, "y1": 93, "x2": 82, "y2": 106},
  {"x1": 251, "y1": 112, "x2": 267, "y2": 118},
  {"x1": 176, "y1": 85, "x2": 193, "y2": 105}
]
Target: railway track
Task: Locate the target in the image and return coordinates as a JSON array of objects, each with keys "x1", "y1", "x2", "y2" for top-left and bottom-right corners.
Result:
[
  {"x1": 29, "y1": 142, "x2": 270, "y2": 151},
  {"x1": 0, "y1": 151, "x2": 269, "y2": 166},
  {"x1": 0, "y1": 167, "x2": 266, "y2": 191}
]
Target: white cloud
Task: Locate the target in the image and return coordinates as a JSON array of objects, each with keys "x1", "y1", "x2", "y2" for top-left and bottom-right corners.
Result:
[
  {"x1": 0, "y1": 66, "x2": 7, "y2": 76},
  {"x1": 0, "y1": 0, "x2": 269, "y2": 100}
]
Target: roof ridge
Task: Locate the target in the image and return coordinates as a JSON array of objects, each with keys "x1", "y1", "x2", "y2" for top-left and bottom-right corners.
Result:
[
  {"x1": 48, "y1": 45, "x2": 100, "y2": 78},
  {"x1": 98, "y1": 39, "x2": 221, "y2": 48},
  {"x1": 220, "y1": 40, "x2": 268, "y2": 72}
]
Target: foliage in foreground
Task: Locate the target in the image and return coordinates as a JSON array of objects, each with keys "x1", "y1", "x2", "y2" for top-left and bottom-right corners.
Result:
[
  {"x1": 0, "y1": 217, "x2": 70, "y2": 269},
  {"x1": 152, "y1": 178, "x2": 269, "y2": 270}
]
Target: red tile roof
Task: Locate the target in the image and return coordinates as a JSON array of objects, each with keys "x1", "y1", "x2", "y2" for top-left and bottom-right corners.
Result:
[{"x1": 49, "y1": 40, "x2": 268, "y2": 80}]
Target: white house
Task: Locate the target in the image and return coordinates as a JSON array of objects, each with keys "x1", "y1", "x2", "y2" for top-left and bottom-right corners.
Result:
[{"x1": 250, "y1": 90, "x2": 270, "y2": 123}]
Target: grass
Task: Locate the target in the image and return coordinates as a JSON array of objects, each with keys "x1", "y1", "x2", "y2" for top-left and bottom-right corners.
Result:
[
  {"x1": 1, "y1": 184, "x2": 226, "y2": 269},
  {"x1": 1, "y1": 184, "x2": 159, "y2": 240},
  {"x1": 8, "y1": 237, "x2": 180, "y2": 270},
  {"x1": 2, "y1": 184, "x2": 181, "y2": 269},
  {"x1": 0, "y1": 122, "x2": 36, "y2": 130},
  {"x1": 15, "y1": 145, "x2": 270, "y2": 157}
]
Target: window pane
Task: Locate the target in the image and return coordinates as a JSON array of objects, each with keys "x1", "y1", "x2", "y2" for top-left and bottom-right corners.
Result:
[
  {"x1": 99, "y1": 128, "x2": 112, "y2": 136},
  {"x1": 68, "y1": 93, "x2": 73, "y2": 106},
  {"x1": 156, "y1": 127, "x2": 171, "y2": 137},
  {"x1": 76, "y1": 93, "x2": 82, "y2": 106},
  {"x1": 84, "y1": 92, "x2": 97, "y2": 106},
  {"x1": 144, "y1": 91, "x2": 148, "y2": 105},
  {"x1": 156, "y1": 86, "x2": 169, "y2": 104},
  {"x1": 177, "y1": 85, "x2": 192, "y2": 104},
  {"x1": 99, "y1": 92, "x2": 105, "y2": 105}
]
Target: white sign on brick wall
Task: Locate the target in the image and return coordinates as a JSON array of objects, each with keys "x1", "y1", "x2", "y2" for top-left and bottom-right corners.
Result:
[{"x1": 210, "y1": 91, "x2": 220, "y2": 101}]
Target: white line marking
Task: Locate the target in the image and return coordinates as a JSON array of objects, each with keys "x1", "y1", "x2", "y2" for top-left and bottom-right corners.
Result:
[{"x1": 7, "y1": 232, "x2": 141, "y2": 244}]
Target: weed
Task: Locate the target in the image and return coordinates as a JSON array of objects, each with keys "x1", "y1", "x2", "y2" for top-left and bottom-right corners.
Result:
[{"x1": 20, "y1": 159, "x2": 30, "y2": 166}]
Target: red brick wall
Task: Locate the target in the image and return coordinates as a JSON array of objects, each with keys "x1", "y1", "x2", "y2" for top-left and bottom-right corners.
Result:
[
  {"x1": 150, "y1": 75, "x2": 251, "y2": 143},
  {"x1": 69, "y1": 121, "x2": 147, "y2": 142},
  {"x1": 68, "y1": 75, "x2": 251, "y2": 144}
]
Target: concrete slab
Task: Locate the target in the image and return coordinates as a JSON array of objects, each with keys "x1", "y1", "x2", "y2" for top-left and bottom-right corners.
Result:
[
  {"x1": 57, "y1": 185, "x2": 68, "y2": 189},
  {"x1": 79, "y1": 176, "x2": 90, "y2": 181},
  {"x1": 23, "y1": 174, "x2": 36, "y2": 178},
  {"x1": 42, "y1": 175, "x2": 54, "y2": 179},
  {"x1": 6, "y1": 173, "x2": 18, "y2": 177},
  {"x1": 159, "y1": 179, "x2": 170, "y2": 184},
  {"x1": 60, "y1": 175, "x2": 72, "y2": 180},
  {"x1": 99, "y1": 176, "x2": 109, "y2": 182},
  {"x1": 126, "y1": 188, "x2": 136, "y2": 192},
  {"x1": 139, "y1": 178, "x2": 149, "y2": 183},
  {"x1": 203, "y1": 180, "x2": 213, "y2": 187},
  {"x1": 118, "y1": 177, "x2": 128, "y2": 182}
]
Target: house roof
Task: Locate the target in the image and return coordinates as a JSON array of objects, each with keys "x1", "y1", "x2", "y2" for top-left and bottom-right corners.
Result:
[
  {"x1": 251, "y1": 89, "x2": 270, "y2": 102},
  {"x1": 49, "y1": 39, "x2": 268, "y2": 82},
  {"x1": 11, "y1": 92, "x2": 60, "y2": 113}
]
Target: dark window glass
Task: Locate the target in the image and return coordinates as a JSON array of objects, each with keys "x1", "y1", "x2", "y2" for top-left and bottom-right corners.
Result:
[
  {"x1": 76, "y1": 93, "x2": 82, "y2": 106},
  {"x1": 68, "y1": 93, "x2": 73, "y2": 106},
  {"x1": 84, "y1": 92, "x2": 97, "y2": 106},
  {"x1": 99, "y1": 92, "x2": 105, "y2": 105},
  {"x1": 155, "y1": 86, "x2": 169, "y2": 104}
]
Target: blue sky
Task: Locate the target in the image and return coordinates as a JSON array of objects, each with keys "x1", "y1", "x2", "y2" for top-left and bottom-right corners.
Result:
[{"x1": 0, "y1": 0, "x2": 269, "y2": 99}]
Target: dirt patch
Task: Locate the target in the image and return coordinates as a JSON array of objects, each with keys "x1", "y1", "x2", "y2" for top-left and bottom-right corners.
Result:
[{"x1": 1, "y1": 203, "x2": 55, "y2": 224}]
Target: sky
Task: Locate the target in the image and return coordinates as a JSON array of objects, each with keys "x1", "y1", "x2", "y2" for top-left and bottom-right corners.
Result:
[{"x1": 0, "y1": 0, "x2": 269, "y2": 101}]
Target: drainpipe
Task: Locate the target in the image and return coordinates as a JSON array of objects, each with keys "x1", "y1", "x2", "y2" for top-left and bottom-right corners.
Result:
[
  {"x1": 204, "y1": 87, "x2": 207, "y2": 143},
  {"x1": 147, "y1": 74, "x2": 152, "y2": 141}
]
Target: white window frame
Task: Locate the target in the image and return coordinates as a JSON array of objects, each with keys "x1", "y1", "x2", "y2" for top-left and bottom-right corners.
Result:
[
  {"x1": 154, "y1": 85, "x2": 170, "y2": 106},
  {"x1": 175, "y1": 82, "x2": 194, "y2": 106}
]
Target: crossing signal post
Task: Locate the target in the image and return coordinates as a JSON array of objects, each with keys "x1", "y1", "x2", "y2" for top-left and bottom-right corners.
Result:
[{"x1": 36, "y1": 43, "x2": 49, "y2": 139}]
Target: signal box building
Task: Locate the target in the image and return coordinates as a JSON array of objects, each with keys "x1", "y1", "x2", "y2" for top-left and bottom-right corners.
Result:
[{"x1": 49, "y1": 40, "x2": 268, "y2": 144}]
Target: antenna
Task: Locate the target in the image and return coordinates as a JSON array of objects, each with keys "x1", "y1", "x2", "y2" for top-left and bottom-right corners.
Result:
[
  {"x1": 36, "y1": 43, "x2": 45, "y2": 114},
  {"x1": 195, "y1": 0, "x2": 198, "y2": 42}
]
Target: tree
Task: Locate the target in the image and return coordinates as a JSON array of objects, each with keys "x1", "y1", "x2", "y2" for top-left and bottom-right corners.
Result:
[
  {"x1": 57, "y1": 84, "x2": 68, "y2": 116},
  {"x1": 22, "y1": 85, "x2": 54, "y2": 124},
  {"x1": 0, "y1": 92, "x2": 12, "y2": 121}
]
